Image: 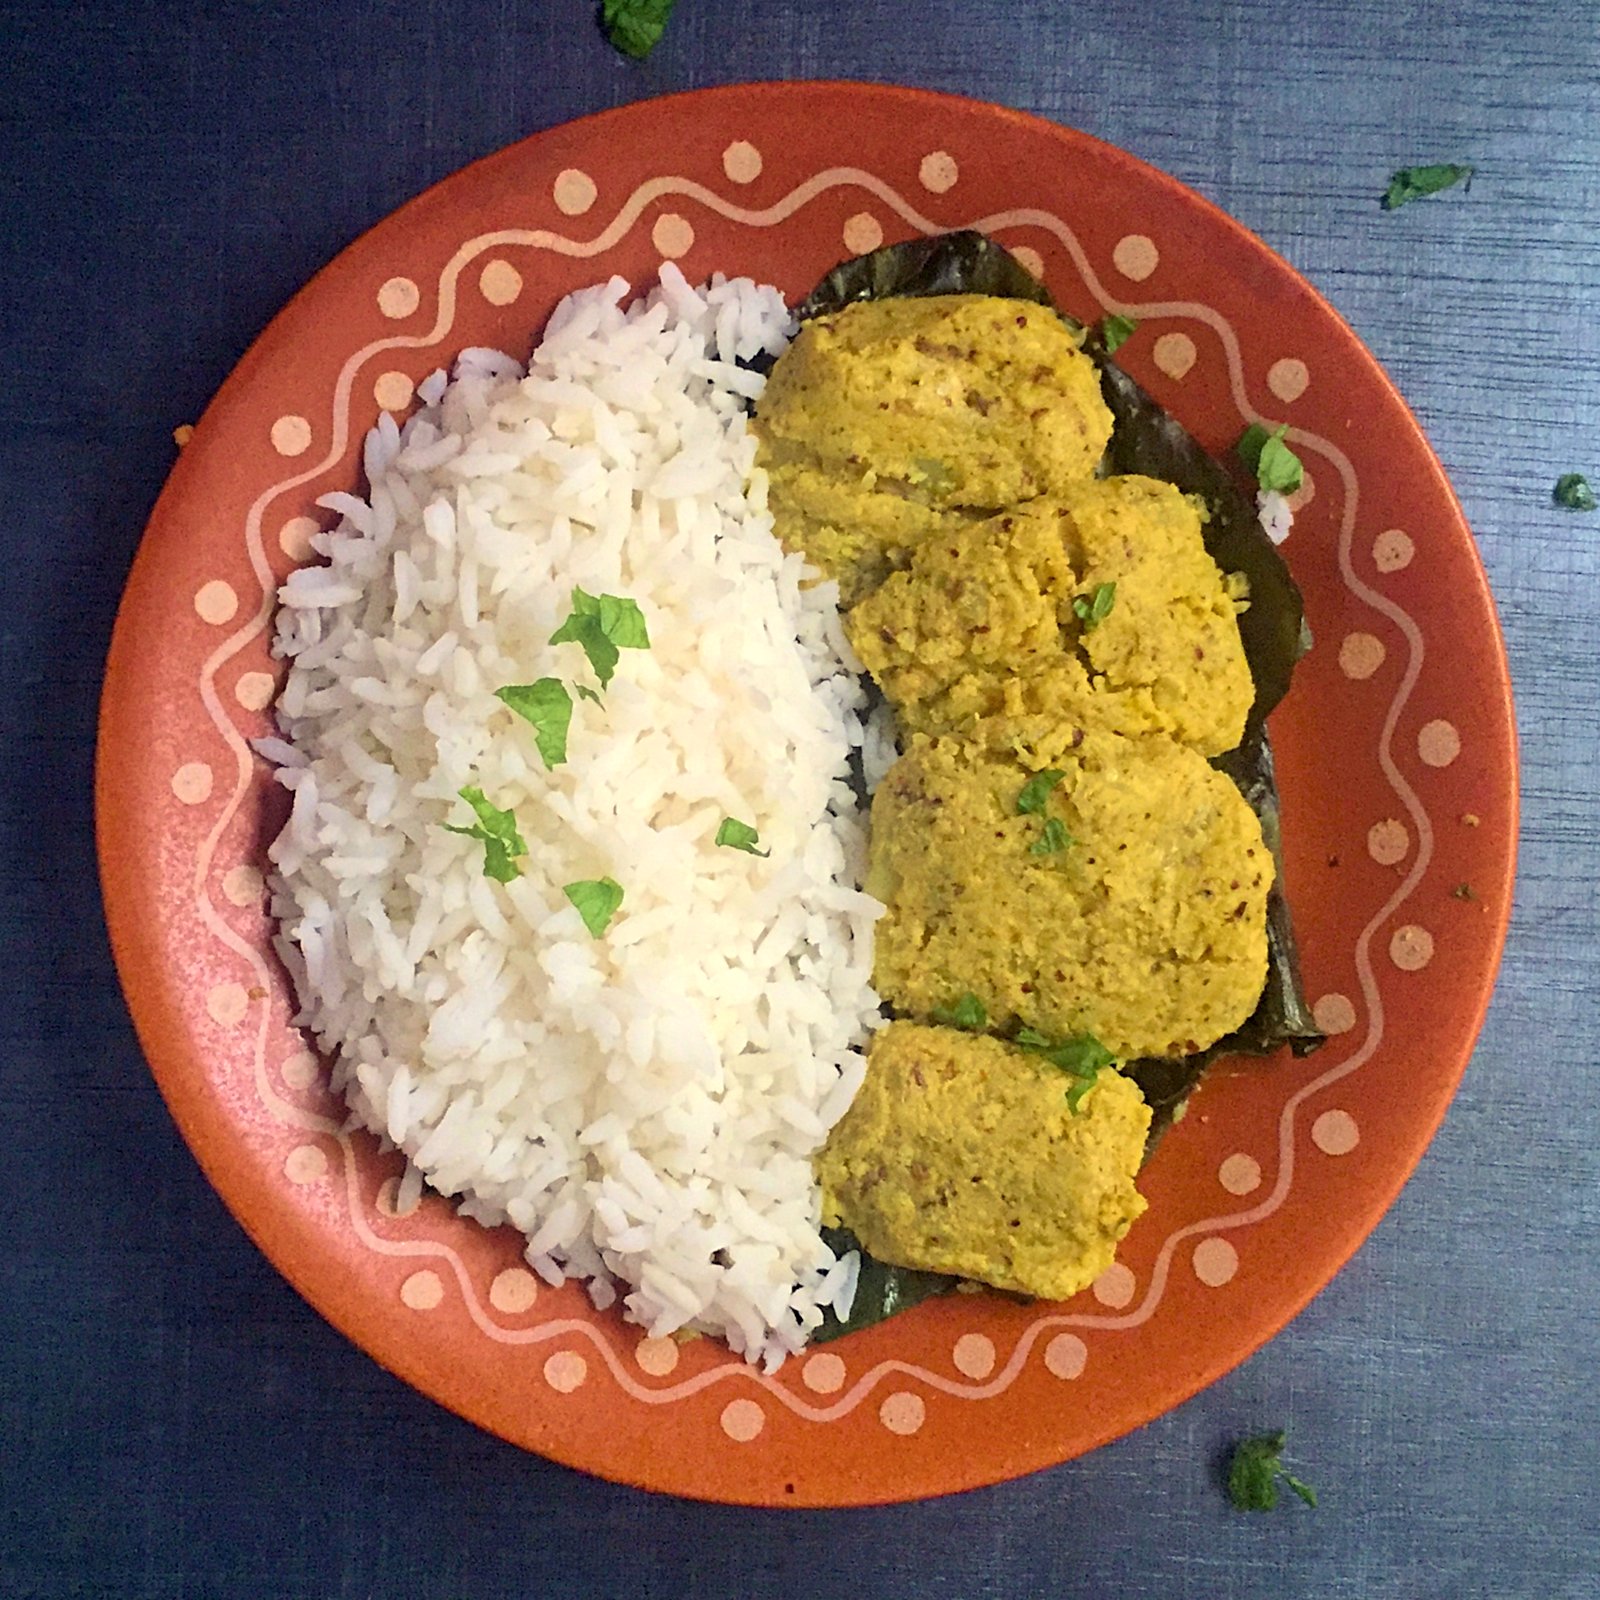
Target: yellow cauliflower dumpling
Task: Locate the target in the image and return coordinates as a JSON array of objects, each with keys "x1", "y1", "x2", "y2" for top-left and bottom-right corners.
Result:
[
  {"x1": 847, "y1": 480, "x2": 1254, "y2": 756},
  {"x1": 817, "y1": 1022, "x2": 1150, "y2": 1300},
  {"x1": 868, "y1": 732, "x2": 1273, "y2": 1059},
  {"x1": 755, "y1": 295, "x2": 1113, "y2": 602}
]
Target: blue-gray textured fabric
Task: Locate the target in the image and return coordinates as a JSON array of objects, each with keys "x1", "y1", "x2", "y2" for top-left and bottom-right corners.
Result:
[{"x1": 2, "y1": 2, "x2": 1595, "y2": 1596}]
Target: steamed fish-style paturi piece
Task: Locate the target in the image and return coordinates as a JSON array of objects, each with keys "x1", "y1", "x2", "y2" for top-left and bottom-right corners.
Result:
[
  {"x1": 868, "y1": 732, "x2": 1273, "y2": 1060},
  {"x1": 816, "y1": 1022, "x2": 1150, "y2": 1300},
  {"x1": 847, "y1": 478, "x2": 1255, "y2": 756},
  {"x1": 846, "y1": 500, "x2": 1075, "y2": 705},
  {"x1": 758, "y1": 295, "x2": 1114, "y2": 498},
  {"x1": 754, "y1": 294, "x2": 1114, "y2": 603}
]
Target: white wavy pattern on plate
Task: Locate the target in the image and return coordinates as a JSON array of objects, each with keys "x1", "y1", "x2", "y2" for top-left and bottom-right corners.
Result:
[{"x1": 187, "y1": 165, "x2": 1429, "y2": 1428}]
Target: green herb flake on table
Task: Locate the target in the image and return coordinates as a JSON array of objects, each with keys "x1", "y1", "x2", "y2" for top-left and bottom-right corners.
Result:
[
  {"x1": 1227, "y1": 1430, "x2": 1319, "y2": 1511},
  {"x1": 1382, "y1": 163, "x2": 1474, "y2": 209},
  {"x1": 1554, "y1": 473, "x2": 1597, "y2": 511},
  {"x1": 601, "y1": 0, "x2": 677, "y2": 60}
]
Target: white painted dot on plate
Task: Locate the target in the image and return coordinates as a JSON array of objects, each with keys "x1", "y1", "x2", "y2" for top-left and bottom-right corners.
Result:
[
  {"x1": 1390, "y1": 923, "x2": 1435, "y2": 972},
  {"x1": 1011, "y1": 245, "x2": 1046, "y2": 280},
  {"x1": 634, "y1": 1336, "x2": 679, "y2": 1377},
  {"x1": 1368, "y1": 817, "x2": 1410, "y2": 866},
  {"x1": 1112, "y1": 234, "x2": 1159, "y2": 282},
  {"x1": 722, "y1": 141, "x2": 762, "y2": 183},
  {"x1": 1312, "y1": 992, "x2": 1357, "y2": 1035},
  {"x1": 879, "y1": 1392, "x2": 926, "y2": 1435},
  {"x1": 1312, "y1": 1108, "x2": 1360, "y2": 1156},
  {"x1": 194, "y1": 580, "x2": 238, "y2": 626},
  {"x1": 1044, "y1": 1333, "x2": 1088, "y2": 1380},
  {"x1": 1339, "y1": 631, "x2": 1385, "y2": 680},
  {"x1": 720, "y1": 1397, "x2": 765, "y2": 1441},
  {"x1": 171, "y1": 761, "x2": 213, "y2": 805},
  {"x1": 802, "y1": 1352, "x2": 847, "y2": 1394},
  {"x1": 1418, "y1": 719, "x2": 1461, "y2": 768},
  {"x1": 1374, "y1": 527, "x2": 1415, "y2": 573},
  {"x1": 284, "y1": 1144, "x2": 327, "y2": 1186},
  {"x1": 842, "y1": 212, "x2": 884, "y2": 255},
  {"x1": 234, "y1": 671, "x2": 275, "y2": 712},
  {"x1": 1152, "y1": 331, "x2": 1196, "y2": 380},
  {"x1": 1193, "y1": 1237, "x2": 1239, "y2": 1287},
  {"x1": 205, "y1": 981, "x2": 248, "y2": 1026},
  {"x1": 489, "y1": 1267, "x2": 539, "y2": 1316},
  {"x1": 479, "y1": 259, "x2": 522, "y2": 307},
  {"x1": 1219, "y1": 1153, "x2": 1262, "y2": 1196},
  {"x1": 280, "y1": 1050, "x2": 318, "y2": 1089},
  {"x1": 1091, "y1": 1261, "x2": 1136, "y2": 1309},
  {"x1": 373, "y1": 370, "x2": 414, "y2": 411},
  {"x1": 652, "y1": 212, "x2": 694, "y2": 259},
  {"x1": 278, "y1": 516, "x2": 319, "y2": 562},
  {"x1": 377, "y1": 276, "x2": 420, "y2": 319},
  {"x1": 553, "y1": 168, "x2": 597, "y2": 216},
  {"x1": 271, "y1": 415, "x2": 312, "y2": 457},
  {"x1": 221, "y1": 864, "x2": 264, "y2": 907},
  {"x1": 544, "y1": 1351, "x2": 588, "y2": 1393},
  {"x1": 401, "y1": 1269, "x2": 444, "y2": 1311},
  {"x1": 918, "y1": 151, "x2": 959, "y2": 193},
  {"x1": 1267, "y1": 357, "x2": 1310, "y2": 403},
  {"x1": 952, "y1": 1333, "x2": 996, "y2": 1380}
]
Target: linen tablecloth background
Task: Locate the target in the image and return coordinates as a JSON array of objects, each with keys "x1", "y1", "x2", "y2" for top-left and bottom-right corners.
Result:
[{"x1": 4, "y1": 2, "x2": 1596, "y2": 1595}]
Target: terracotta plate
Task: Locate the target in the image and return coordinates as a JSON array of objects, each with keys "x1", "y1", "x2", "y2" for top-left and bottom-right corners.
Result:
[{"x1": 97, "y1": 83, "x2": 1517, "y2": 1506}]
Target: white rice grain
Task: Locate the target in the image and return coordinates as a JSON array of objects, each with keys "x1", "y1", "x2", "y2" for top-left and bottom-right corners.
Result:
[{"x1": 264, "y1": 272, "x2": 880, "y2": 1365}]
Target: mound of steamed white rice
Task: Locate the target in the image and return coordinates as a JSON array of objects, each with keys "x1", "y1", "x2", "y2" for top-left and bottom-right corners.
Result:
[{"x1": 262, "y1": 268, "x2": 885, "y2": 1367}]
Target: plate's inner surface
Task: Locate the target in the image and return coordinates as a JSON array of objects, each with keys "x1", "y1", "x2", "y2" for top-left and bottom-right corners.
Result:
[{"x1": 98, "y1": 84, "x2": 1516, "y2": 1506}]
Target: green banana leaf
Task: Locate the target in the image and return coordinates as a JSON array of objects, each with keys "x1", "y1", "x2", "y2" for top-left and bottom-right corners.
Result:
[
  {"x1": 814, "y1": 1226, "x2": 959, "y2": 1343},
  {"x1": 797, "y1": 230, "x2": 1055, "y2": 318},
  {"x1": 797, "y1": 231, "x2": 1322, "y2": 1340}
]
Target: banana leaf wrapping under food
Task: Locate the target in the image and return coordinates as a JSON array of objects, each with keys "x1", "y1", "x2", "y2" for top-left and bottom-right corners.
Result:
[
  {"x1": 817, "y1": 1226, "x2": 959, "y2": 1341},
  {"x1": 797, "y1": 233, "x2": 1322, "y2": 1341}
]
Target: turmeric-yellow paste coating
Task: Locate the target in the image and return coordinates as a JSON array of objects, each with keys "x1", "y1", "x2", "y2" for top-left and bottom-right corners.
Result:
[
  {"x1": 866, "y1": 732, "x2": 1272, "y2": 1060},
  {"x1": 817, "y1": 1022, "x2": 1149, "y2": 1300}
]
